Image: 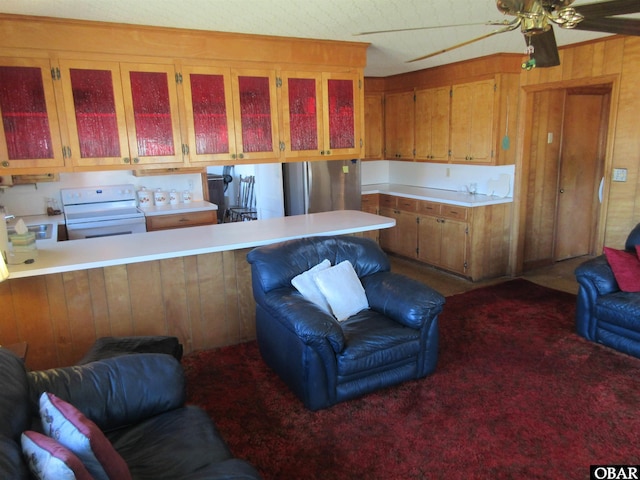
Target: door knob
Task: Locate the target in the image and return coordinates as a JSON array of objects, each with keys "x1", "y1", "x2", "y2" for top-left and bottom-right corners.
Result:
[{"x1": 559, "y1": 189, "x2": 564, "y2": 193}]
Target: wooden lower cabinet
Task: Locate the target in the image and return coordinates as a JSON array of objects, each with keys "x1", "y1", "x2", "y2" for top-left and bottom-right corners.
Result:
[
  {"x1": 367, "y1": 194, "x2": 511, "y2": 281},
  {"x1": 361, "y1": 193, "x2": 379, "y2": 243},
  {"x1": 146, "y1": 210, "x2": 217, "y2": 231}
]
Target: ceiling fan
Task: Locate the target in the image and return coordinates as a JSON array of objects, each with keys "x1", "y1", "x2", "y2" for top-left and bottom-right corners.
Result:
[{"x1": 355, "y1": 0, "x2": 640, "y2": 69}]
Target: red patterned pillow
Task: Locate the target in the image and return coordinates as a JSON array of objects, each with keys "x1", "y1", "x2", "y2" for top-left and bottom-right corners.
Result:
[
  {"x1": 21, "y1": 430, "x2": 94, "y2": 480},
  {"x1": 39, "y1": 392, "x2": 131, "y2": 480},
  {"x1": 603, "y1": 246, "x2": 640, "y2": 292}
]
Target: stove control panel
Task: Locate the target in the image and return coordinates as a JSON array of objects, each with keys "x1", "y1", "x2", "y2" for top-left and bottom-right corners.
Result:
[{"x1": 61, "y1": 184, "x2": 137, "y2": 206}]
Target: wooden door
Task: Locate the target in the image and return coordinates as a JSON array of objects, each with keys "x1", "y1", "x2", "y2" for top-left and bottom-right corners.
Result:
[
  {"x1": 417, "y1": 215, "x2": 442, "y2": 264},
  {"x1": 181, "y1": 65, "x2": 236, "y2": 163},
  {"x1": 58, "y1": 59, "x2": 130, "y2": 167},
  {"x1": 279, "y1": 71, "x2": 323, "y2": 159},
  {"x1": 439, "y1": 218, "x2": 468, "y2": 273},
  {"x1": 120, "y1": 63, "x2": 184, "y2": 166},
  {"x1": 322, "y1": 72, "x2": 361, "y2": 158},
  {"x1": 415, "y1": 86, "x2": 450, "y2": 162},
  {"x1": 467, "y1": 80, "x2": 495, "y2": 163},
  {"x1": 384, "y1": 91, "x2": 414, "y2": 160},
  {"x1": 554, "y1": 89, "x2": 607, "y2": 260},
  {"x1": 230, "y1": 68, "x2": 280, "y2": 161},
  {"x1": 0, "y1": 58, "x2": 66, "y2": 170},
  {"x1": 364, "y1": 93, "x2": 384, "y2": 160}
]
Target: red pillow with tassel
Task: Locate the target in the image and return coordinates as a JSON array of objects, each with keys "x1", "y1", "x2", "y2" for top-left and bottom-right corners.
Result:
[{"x1": 603, "y1": 246, "x2": 640, "y2": 293}]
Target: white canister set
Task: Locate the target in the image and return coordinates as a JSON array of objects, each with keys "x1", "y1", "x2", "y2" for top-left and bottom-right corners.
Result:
[{"x1": 137, "y1": 187, "x2": 192, "y2": 207}]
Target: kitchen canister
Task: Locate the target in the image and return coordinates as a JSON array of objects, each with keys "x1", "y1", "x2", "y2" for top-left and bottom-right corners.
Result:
[
  {"x1": 182, "y1": 190, "x2": 192, "y2": 204},
  {"x1": 154, "y1": 189, "x2": 168, "y2": 206},
  {"x1": 169, "y1": 190, "x2": 179, "y2": 205},
  {"x1": 137, "y1": 187, "x2": 151, "y2": 207}
]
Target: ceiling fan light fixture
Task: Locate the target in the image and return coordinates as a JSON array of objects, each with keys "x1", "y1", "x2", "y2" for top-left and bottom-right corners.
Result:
[
  {"x1": 551, "y1": 7, "x2": 584, "y2": 28},
  {"x1": 520, "y1": 12, "x2": 551, "y2": 34}
]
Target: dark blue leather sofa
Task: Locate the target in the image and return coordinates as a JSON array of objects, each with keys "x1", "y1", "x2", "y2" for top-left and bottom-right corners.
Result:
[
  {"x1": 0, "y1": 347, "x2": 262, "y2": 479},
  {"x1": 575, "y1": 224, "x2": 640, "y2": 358},
  {"x1": 246, "y1": 236, "x2": 446, "y2": 411}
]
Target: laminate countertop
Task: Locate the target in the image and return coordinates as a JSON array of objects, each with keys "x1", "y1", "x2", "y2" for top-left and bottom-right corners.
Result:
[
  {"x1": 362, "y1": 184, "x2": 513, "y2": 207},
  {"x1": 6, "y1": 210, "x2": 394, "y2": 279}
]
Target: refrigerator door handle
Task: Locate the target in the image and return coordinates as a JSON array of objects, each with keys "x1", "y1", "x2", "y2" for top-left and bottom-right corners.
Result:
[{"x1": 304, "y1": 162, "x2": 312, "y2": 213}]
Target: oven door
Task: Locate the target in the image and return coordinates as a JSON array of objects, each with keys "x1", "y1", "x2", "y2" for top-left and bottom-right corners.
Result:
[{"x1": 66, "y1": 217, "x2": 147, "y2": 240}]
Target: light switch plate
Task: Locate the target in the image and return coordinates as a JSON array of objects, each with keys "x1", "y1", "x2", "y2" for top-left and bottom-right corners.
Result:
[{"x1": 613, "y1": 168, "x2": 628, "y2": 182}]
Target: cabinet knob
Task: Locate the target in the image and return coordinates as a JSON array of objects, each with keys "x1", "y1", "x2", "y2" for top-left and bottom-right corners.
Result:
[
  {"x1": 320, "y1": 150, "x2": 325, "y2": 155},
  {"x1": 238, "y1": 153, "x2": 244, "y2": 159},
  {"x1": 123, "y1": 157, "x2": 130, "y2": 164},
  {"x1": 1, "y1": 161, "x2": 9, "y2": 168},
  {"x1": 559, "y1": 189, "x2": 564, "y2": 194},
  {"x1": 133, "y1": 158, "x2": 140, "y2": 164}
]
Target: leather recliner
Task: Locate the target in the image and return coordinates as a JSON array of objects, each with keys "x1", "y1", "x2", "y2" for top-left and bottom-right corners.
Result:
[
  {"x1": 575, "y1": 223, "x2": 640, "y2": 358},
  {"x1": 246, "y1": 236, "x2": 446, "y2": 411},
  {"x1": 0, "y1": 347, "x2": 261, "y2": 479}
]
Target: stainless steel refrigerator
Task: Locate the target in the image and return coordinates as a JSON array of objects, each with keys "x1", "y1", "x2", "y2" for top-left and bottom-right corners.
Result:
[{"x1": 282, "y1": 159, "x2": 361, "y2": 216}]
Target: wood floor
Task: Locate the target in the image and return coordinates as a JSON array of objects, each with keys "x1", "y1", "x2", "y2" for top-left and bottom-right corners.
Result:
[{"x1": 389, "y1": 254, "x2": 591, "y2": 297}]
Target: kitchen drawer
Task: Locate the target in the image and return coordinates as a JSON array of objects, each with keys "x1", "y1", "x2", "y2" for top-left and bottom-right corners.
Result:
[
  {"x1": 146, "y1": 210, "x2": 216, "y2": 231},
  {"x1": 379, "y1": 194, "x2": 397, "y2": 209},
  {"x1": 361, "y1": 193, "x2": 379, "y2": 207},
  {"x1": 396, "y1": 197, "x2": 418, "y2": 212},
  {"x1": 441, "y1": 205, "x2": 468, "y2": 221},
  {"x1": 418, "y1": 200, "x2": 441, "y2": 216}
]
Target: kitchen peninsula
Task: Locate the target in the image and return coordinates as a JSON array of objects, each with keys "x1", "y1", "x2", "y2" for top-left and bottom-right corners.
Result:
[{"x1": 1, "y1": 211, "x2": 394, "y2": 370}]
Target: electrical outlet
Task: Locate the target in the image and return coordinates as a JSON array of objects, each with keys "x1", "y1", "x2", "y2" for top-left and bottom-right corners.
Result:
[
  {"x1": 612, "y1": 168, "x2": 628, "y2": 182},
  {"x1": 547, "y1": 132, "x2": 553, "y2": 144}
]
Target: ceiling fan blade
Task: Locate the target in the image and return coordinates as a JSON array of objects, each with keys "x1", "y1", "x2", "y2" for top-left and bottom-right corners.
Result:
[
  {"x1": 407, "y1": 22, "x2": 520, "y2": 63},
  {"x1": 353, "y1": 21, "x2": 501, "y2": 36},
  {"x1": 528, "y1": 27, "x2": 561, "y2": 67},
  {"x1": 573, "y1": 17, "x2": 640, "y2": 35},
  {"x1": 573, "y1": 0, "x2": 640, "y2": 18}
]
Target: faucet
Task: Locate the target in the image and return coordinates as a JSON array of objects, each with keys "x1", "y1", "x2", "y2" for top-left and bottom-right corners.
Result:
[{"x1": 0, "y1": 206, "x2": 14, "y2": 222}]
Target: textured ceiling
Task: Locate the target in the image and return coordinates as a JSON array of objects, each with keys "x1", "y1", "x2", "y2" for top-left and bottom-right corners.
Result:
[{"x1": 0, "y1": 0, "x2": 627, "y2": 76}]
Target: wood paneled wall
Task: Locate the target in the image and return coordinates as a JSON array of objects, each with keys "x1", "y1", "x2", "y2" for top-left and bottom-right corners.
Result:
[
  {"x1": 516, "y1": 36, "x2": 639, "y2": 256},
  {"x1": 0, "y1": 249, "x2": 256, "y2": 370}
]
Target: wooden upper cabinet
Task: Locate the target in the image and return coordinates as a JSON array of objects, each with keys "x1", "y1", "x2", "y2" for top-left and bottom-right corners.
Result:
[
  {"x1": 230, "y1": 68, "x2": 280, "y2": 162},
  {"x1": 415, "y1": 86, "x2": 450, "y2": 162},
  {"x1": 119, "y1": 63, "x2": 184, "y2": 166},
  {"x1": 58, "y1": 59, "x2": 130, "y2": 168},
  {"x1": 181, "y1": 65, "x2": 236, "y2": 163},
  {"x1": 0, "y1": 58, "x2": 66, "y2": 171},
  {"x1": 280, "y1": 71, "x2": 361, "y2": 160},
  {"x1": 384, "y1": 91, "x2": 414, "y2": 160},
  {"x1": 450, "y1": 79, "x2": 495, "y2": 164},
  {"x1": 364, "y1": 93, "x2": 384, "y2": 160}
]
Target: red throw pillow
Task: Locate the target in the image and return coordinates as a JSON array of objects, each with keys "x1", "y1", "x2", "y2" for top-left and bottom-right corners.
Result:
[
  {"x1": 39, "y1": 392, "x2": 131, "y2": 480},
  {"x1": 603, "y1": 246, "x2": 640, "y2": 292},
  {"x1": 21, "y1": 431, "x2": 94, "y2": 480}
]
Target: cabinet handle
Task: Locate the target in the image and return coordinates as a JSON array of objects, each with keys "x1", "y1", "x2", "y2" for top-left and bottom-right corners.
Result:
[
  {"x1": 326, "y1": 150, "x2": 331, "y2": 155},
  {"x1": 1, "y1": 161, "x2": 9, "y2": 168},
  {"x1": 133, "y1": 158, "x2": 140, "y2": 164},
  {"x1": 123, "y1": 157, "x2": 130, "y2": 164},
  {"x1": 320, "y1": 150, "x2": 325, "y2": 155},
  {"x1": 231, "y1": 153, "x2": 236, "y2": 159},
  {"x1": 238, "y1": 153, "x2": 244, "y2": 159}
]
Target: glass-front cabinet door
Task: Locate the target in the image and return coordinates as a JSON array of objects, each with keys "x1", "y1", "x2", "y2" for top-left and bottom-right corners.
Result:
[
  {"x1": 322, "y1": 72, "x2": 361, "y2": 158},
  {"x1": 230, "y1": 68, "x2": 279, "y2": 161},
  {"x1": 279, "y1": 72, "x2": 323, "y2": 159},
  {"x1": 0, "y1": 58, "x2": 65, "y2": 170},
  {"x1": 120, "y1": 63, "x2": 183, "y2": 166},
  {"x1": 281, "y1": 71, "x2": 361, "y2": 159},
  {"x1": 58, "y1": 60, "x2": 130, "y2": 167},
  {"x1": 181, "y1": 65, "x2": 236, "y2": 163}
]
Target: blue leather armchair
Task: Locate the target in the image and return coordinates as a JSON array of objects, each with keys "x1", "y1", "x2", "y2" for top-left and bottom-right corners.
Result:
[
  {"x1": 246, "y1": 236, "x2": 446, "y2": 411},
  {"x1": 575, "y1": 223, "x2": 640, "y2": 358}
]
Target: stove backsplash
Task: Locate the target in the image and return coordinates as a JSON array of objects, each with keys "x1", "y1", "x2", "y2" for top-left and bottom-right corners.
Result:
[{"x1": 0, "y1": 171, "x2": 204, "y2": 217}]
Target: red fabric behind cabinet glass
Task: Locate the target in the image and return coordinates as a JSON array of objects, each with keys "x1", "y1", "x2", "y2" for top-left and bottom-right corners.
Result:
[
  {"x1": 190, "y1": 73, "x2": 229, "y2": 155},
  {"x1": 129, "y1": 71, "x2": 174, "y2": 156},
  {"x1": 238, "y1": 76, "x2": 272, "y2": 153},
  {"x1": 287, "y1": 78, "x2": 318, "y2": 151},
  {"x1": 327, "y1": 79, "x2": 354, "y2": 149},
  {"x1": 0, "y1": 66, "x2": 54, "y2": 159},
  {"x1": 70, "y1": 68, "x2": 121, "y2": 158}
]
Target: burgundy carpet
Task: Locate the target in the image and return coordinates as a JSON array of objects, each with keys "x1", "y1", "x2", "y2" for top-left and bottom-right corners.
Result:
[{"x1": 183, "y1": 279, "x2": 640, "y2": 479}]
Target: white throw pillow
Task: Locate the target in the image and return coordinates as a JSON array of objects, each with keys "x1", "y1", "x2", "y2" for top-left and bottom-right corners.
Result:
[
  {"x1": 291, "y1": 259, "x2": 332, "y2": 313},
  {"x1": 311, "y1": 260, "x2": 369, "y2": 321}
]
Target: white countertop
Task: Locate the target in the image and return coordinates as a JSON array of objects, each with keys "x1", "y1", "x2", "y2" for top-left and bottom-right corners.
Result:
[
  {"x1": 362, "y1": 184, "x2": 513, "y2": 207},
  {"x1": 6, "y1": 210, "x2": 394, "y2": 279},
  {"x1": 139, "y1": 200, "x2": 217, "y2": 217}
]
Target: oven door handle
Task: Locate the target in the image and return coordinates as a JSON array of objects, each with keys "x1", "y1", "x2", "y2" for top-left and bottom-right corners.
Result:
[{"x1": 66, "y1": 217, "x2": 146, "y2": 231}]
